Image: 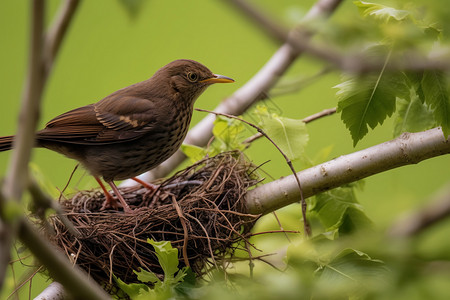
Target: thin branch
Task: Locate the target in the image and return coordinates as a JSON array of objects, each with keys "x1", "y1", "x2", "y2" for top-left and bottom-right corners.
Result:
[
  {"x1": 224, "y1": 0, "x2": 289, "y2": 44},
  {"x1": 2, "y1": 0, "x2": 45, "y2": 202},
  {"x1": 0, "y1": 0, "x2": 100, "y2": 298},
  {"x1": 44, "y1": 0, "x2": 81, "y2": 77},
  {"x1": 286, "y1": 33, "x2": 450, "y2": 73},
  {"x1": 196, "y1": 108, "x2": 311, "y2": 236},
  {"x1": 28, "y1": 179, "x2": 79, "y2": 236},
  {"x1": 271, "y1": 212, "x2": 292, "y2": 243},
  {"x1": 1, "y1": 0, "x2": 80, "y2": 201},
  {"x1": 171, "y1": 195, "x2": 190, "y2": 267},
  {"x1": 125, "y1": 0, "x2": 344, "y2": 185},
  {"x1": 226, "y1": 0, "x2": 450, "y2": 75},
  {"x1": 271, "y1": 67, "x2": 332, "y2": 97},
  {"x1": 244, "y1": 107, "x2": 337, "y2": 145},
  {"x1": 0, "y1": 0, "x2": 46, "y2": 289},
  {"x1": 244, "y1": 241, "x2": 254, "y2": 278},
  {"x1": 7, "y1": 266, "x2": 42, "y2": 300},
  {"x1": 245, "y1": 127, "x2": 450, "y2": 215},
  {"x1": 302, "y1": 107, "x2": 337, "y2": 123},
  {"x1": 389, "y1": 183, "x2": 450, "y2": 237}
]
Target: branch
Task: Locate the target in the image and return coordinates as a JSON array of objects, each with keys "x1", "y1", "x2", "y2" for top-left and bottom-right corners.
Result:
[
  {"x1": 1, "y1": 0, "x2": 80, "y2": 204},
  {"x1": 127, "y1": 0, "x2": 344, "y2": 185},
  {"x1": 34, "y1": 282, "x2": 67, "y2": 300},
  {"x1": 2, "y1": 0, "x2": 45, "y2": 202},
  {"x1": 17, "y1": 218, "x2": 110, "y2": 299},
  {"x1": 245, "y1": 127, "x2": 450, "y2": 215},
  {"x1": 389, "y1": 183, "x2": 450, "y2": 237},
  {"x1": 224, "y1": 0, "x2": 289, "y2": 44},
  {"x1": 0, "y1": 1, "x2": 101, "y2": 298},
  {"x1": 286, "y1": 33, "x2": 450, "y2": 73},
  {"x1": 244, "y1": 107, "x2": 337, "y2": 144},
  {"x1": 44, "y1": 0, "x2": 81, "y2": 76},
  {"x1": 270, "y1": 67, "x2": 332, "y2": 97},
  {"x1": 0, "y1": 0, "x2": 46, "y2": 288}
]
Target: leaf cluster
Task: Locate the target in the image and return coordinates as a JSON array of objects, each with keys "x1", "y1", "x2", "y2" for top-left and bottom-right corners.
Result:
[
  {"x1": 115, "y1": 239, "x2": 191, "y2": 300},
  {"x1": 336, "y1": 1, "x2": 450, "y2": 146}
]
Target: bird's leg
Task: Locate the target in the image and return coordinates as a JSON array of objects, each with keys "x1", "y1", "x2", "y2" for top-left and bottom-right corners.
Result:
[
  {"x1": 131, "y1": 177, "x2": 157, "y2": 191},
  {"x1": 95, "y1": 176, "x2": 131, "y2": 213},
  {"x1": 107, "y1": 181, "x2": 132, "y2": 213},
  {"x1": 95, "y1": 177, "x2": 118, "y2": 210}
]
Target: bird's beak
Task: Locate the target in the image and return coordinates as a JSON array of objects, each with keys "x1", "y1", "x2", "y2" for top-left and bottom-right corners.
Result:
[{"x1": 200, "y1": 74, "x2": 235, "y2": 84}]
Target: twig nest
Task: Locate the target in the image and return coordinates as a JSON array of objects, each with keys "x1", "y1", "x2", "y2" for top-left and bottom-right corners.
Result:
[{"x1": 46, "y1": 151, "x2": 260, "y2": 290}]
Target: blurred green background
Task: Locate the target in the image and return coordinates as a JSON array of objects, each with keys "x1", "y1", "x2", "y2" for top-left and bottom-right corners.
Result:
[{"x1": 1, "y1": 0, "x2": 450, "y2": 298}]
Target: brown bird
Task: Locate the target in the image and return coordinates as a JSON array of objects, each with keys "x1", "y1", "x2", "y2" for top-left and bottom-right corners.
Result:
[{"x1": 0, "y1": 59, "x2": 234, "y2": 212}]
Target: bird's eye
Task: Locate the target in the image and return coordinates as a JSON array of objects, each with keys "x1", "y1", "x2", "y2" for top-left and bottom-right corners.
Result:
[{"x1": 186, "y1": 72, "x2": 198, "y2": 82}]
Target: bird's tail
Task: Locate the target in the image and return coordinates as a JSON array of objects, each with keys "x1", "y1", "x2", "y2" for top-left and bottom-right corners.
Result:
[{"x1": 0, "y1": 135, "x2": 14, "y2": 152}]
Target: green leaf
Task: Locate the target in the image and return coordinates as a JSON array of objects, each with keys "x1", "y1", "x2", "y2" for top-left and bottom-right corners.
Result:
[
  {"x1": 114, "y1": 275, "x2": 149, "y2": 299},
  {"x1": 181, "y1": 116, "x2": 245, "y2": 163},
  {"x1": 393, "y1": 90, "x2": 436, "y2": 137},
  {"x1": 134, "y1": 268, "x2": 160, "y2": 284},
  {"x1": 403, "y1": 71, "x2": 425, "y2": 102},
  {"x1": 181, "y1": 144, "x2": 207, "y2": 163},
  {"x1": 212, "y1": 116, "x2": 246, "y2": 152},
  {"x1": 421, "y1": 70, "x2": 450, "y2": 137},
  {"x1": 354, "y1": 1, "x2": 410, "y2": 22},
  {"x1": 317, "y1": 248, "x2": 388, "y2": 296},
  {"x1": 118, "y1": 240, "x2": 188, "y2": 299},
  {"x1": 255, "y1": 105, "x2": 309, "y2": 161},
  {"x1": 311, "y1": 187, "x2": 372, "y2": 234},
  {"x1": 423, "y1": 24, "x2": 442, "y2": 40},
  {"x1": 336, "y1": 46, "x2": 407, "y2": 146},
  {"x1": 147, "y1": 239, "x2": 179, "y2": 279},
  {"x1": 174, "y1": 267, "x2": 197, "y2": 297}
]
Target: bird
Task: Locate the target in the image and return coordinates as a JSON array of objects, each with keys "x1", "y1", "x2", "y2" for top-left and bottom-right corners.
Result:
[{"x1": 0, "y1": 59, "x2": 234, "y2": 212}]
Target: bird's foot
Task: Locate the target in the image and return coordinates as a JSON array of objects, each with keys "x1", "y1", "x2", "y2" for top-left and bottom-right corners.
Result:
[
  {"x1": 100, "y1": 195, "x2": 132, "y2": 213},
  {"x1": 100, "y1": 194, "x2": 119, "y2": 211},
  {"x1": 96, "y1": 177, "x2": 132, "y2": 213}
]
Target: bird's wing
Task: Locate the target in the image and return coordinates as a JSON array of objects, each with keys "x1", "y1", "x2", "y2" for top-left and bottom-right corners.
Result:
[
  {"x1": 93, "y1": 96, "x2": 159, "y2": 140},
  {"x1": 37, "y1": 97, "x2": 160, "y2": 145}
]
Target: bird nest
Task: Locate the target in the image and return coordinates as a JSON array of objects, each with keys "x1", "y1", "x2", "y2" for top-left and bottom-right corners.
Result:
[{"x1": 45, "y1": 151, "x2": 261, "y2": 292}]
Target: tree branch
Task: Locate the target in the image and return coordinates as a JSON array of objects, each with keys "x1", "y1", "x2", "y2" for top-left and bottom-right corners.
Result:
[
  {"x1": 17, "y1": 218, "x2": 110, "y2": 299},
  {"x1": 286, "y1": 33, "x2": 450, "y2": 73},
  {"x1": 2, "y1": 0, "x2": 45, "y2": 203},
  {"x1": 245, "y1": 127, "x2": 450, "y2": 215},
  {"x1": 0, "y1": 0, "x2": 46, "y2": 288},
  {"x1": 389, "y1": 183, "x2": 450, "y2": 237},
  {"x1": 127, "y1": 0, "x2": 344, "y2": 185},
  {"x1": 224, "y1": 0, "x2": 289, "y2": 44},
  {"x1": 34, "y1": 282, "x2": 67, "y2": 300},
  {"x1": 0, "y1": 1, "x2": 104, "y2": 298},
  {"x1": 44, "y1": 0, "x2": 81, "y2": 77}
]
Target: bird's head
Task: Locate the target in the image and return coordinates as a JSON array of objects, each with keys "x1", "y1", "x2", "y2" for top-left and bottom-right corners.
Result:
[{"x1": 154, "y1": 59, "x2": 234, "y2": 102}]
